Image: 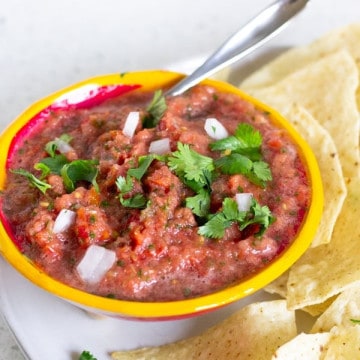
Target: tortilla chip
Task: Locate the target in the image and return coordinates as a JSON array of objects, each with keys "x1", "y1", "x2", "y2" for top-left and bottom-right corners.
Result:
[
  {"x1": 111, "y1": 300, "x2": 296, "y2": 360},
  {"x1": 311, "y1": 286, "x2": 360, "y2": 333},
  {"x1": 270, "y1": 332, "x2": 331, "y2": 360},
  {"x1": 272, "y1": 325, "x2": 360, "y2": 359},
  {"x1": 265, "y1": 271, "x2": 289, "y2": 298},
  {"x1": 265, "y1": 278, "x2": 336, "y2": 317},
  {"x1": 241, "y1": 23, "x2": 360, "y2": 102},
  {"x1": 322, "y1": 325, "x2": 360, "y2": 359},
  {"x1": 241, "y1": 50, "x2": 360, "y2": 179},
  {"x1": 286, "y1": 177, "x2": 360, "y2": 310},
  {"x1": 279, "y1": 104, "x2": 347, "y2": 246},
  {"x1": 300, "y1": 296, "x2": 337, "y2": 318}
]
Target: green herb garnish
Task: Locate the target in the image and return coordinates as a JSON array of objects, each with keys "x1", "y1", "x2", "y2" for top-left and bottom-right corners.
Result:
[
  {"x1": 215, "y1": 154, "x2": 272, "y2": 188},
  {"x1": 78, "y1": 350, "x2": 97, "y2": 360},
  {"x1": 11, "y1": 168, "x2": 51, "y2": 194},
  {"x1": 37, "y1": 154, "x2": 69, "y2": 175},
  {"x1": 210, "y1": 123, "x2": 262, "y2": 160},
  {"x1": 211, "y1": 123, "x2": 272, "y2": 187},
  {"x1": 13, "y1": 133, "x2": 99, "y2": 194},
  {"x1": 167, "y1": 142, "x2": 214, "y2": 191},
  {"x1": 127, "y1": 154, "x2": 164, "y2": 180},
  {"x1": 60, "y1": 159, "x2": 99, "y2": 192},
  {"x1": 199, "y1": 197, "x2": 275, "y2": 239},
  {"x1": 115, "y1": 175, "x2": 147, "y2": 208},
  {"x1": 45, "y1": 133, "x2": 72, "y2": 157},
  {"x1": 142, "y1": 90, "x2": 167, "y2": 128},
  {"x1": 350, "y1": 319, "x2": 360, "y2": 324},
  {"x1": 185, "y1": 188, "x2": 211, "y2": 218}
]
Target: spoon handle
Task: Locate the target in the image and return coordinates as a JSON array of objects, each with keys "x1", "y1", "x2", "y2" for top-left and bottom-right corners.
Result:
[{"x1": 166, "y1": 0, "x2": 309, "y2": 96}]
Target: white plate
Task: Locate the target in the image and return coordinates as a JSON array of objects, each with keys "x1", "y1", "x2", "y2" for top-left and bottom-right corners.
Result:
[
  {"x1": 2, "y1": 0, "x2": 360, "y2": 359},
  {"x1": 0, "y1": 256, "x2": 279, "y2": 360}
]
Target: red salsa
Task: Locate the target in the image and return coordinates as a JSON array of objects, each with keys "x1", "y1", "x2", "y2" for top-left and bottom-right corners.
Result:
[{"x1": 1, "y1": 85, "x2": 310, "y2": 301}]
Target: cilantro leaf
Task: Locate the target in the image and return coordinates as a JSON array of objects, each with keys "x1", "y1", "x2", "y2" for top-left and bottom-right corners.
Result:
[
  {"x1": 215, "y1": 155, "x2": 272, "y2": 188},
  {"x1": 37, "y1": 154, "x2": 69, "y2": 175},
  {"x1": 45, "y1": 133, "x2": 72, "y2": 157},
  {"x1": 198, "y1": 212, "x2": 229, "y2": 239},
  {"x1": 115, "y1": 175, "x2": 132, "y2": 193},
  {"x1": 350, "y1": 319, "x2": 360, "y2": 324},
  {"x1": 198, "y1": 197, "x2": 274, "y2": 239},
  {"x1": 214, "y1": 153, "x2": 253, "y2": 175},
  {"x1": 210, "y1": 123, "x2": 262, "y2": 161},
  {"x1": 33, "y1": 162, "x2": 51, "y2": 179},
  {"x1": 209, "y1": 136, "x2": 241, "y2": 152},
  {"x1": 78, "y1": 350, "x2": 97, "y2": 360},
  {"x1": 168, "y1": 142, "x2": 214, "y2": 187},
  {"x1": 60, "y1": 159, "x2": 99, "y2": 192},
  {"x1": 115, "y1": 175, "x2": 147, "y2": 209},
  {"x1": 239, "y1": 199, "x2": 275, "y2": 236},
  {"x1": 222, "y1": 197, "x2": 244, "y2": 221},
  {"x1": 234, "y1": 123, "x2": 262, "y2": 148},
  {"x1": 211, "y1": 123, "x2": 272, "y2": 188},
  {"x1": 11, "y1": 168, "x2": 52, "y2": 194},
  {"x1": 127, "y1": 154, "x2": 165, "y2": 180},
  {"x1": 250, "y1": 161, "x2": 272, "y2": 187},
  {"x1": 120, "y1": 193, "x2": 147, "y2": 208},
  {"x1": 185, "y1": 189, "x2": 211, "y2": 217},
  {"x1": 143, "y1": 90, "x2": 167, "y2": 128}
]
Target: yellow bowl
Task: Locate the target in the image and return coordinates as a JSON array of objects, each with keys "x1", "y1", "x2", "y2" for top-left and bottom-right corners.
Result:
[{"x1": 0, "y1": 70, "x2": 323, "y2": 320}]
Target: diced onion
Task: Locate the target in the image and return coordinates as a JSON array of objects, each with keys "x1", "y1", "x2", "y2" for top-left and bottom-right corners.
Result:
[
  {"x1": 148, "y1": 138, "x2": 171, "y2": 154},
  {"x1": 122, "y1": 111, "x2": 140, "y2": 138},
  {"x1": 54, "y1": 137, "x2": 74, "y2": 154},
  {"x1": 204, "y1": 118, "x2": 229, "y2": 140},
  {"x1": 235, "y1": 193, "x2": 253, "y2": 212},
  {"x1": 53, "y1": 209, "x2": 76, "y2": 233},
  {"x1": 76, "y1": 245, "x2": 116, "y2": 285}
]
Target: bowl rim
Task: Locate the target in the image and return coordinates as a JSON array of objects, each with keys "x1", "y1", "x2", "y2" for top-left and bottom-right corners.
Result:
[{"x1": 0, "y1": 70, "x2": 323, "y2": 319}]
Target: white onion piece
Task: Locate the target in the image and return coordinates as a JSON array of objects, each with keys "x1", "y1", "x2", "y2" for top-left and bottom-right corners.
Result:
[
  {"x1": 54, "y1": 137, "x2": 74, "y2": 154},
  {"x1": 204, "y1": 118, "x2": 229, "y2": 140},
  {"x1": 76, "y1": 245, "x2": 116, "y2": 285},
  {"x1": 148, "y1": 138, "x2": 171, "y2": 154},
  {"x1": 235, "y1": 193, "x2": 253, "y2": 212},
  {"x1": 53, "y1": 209, "x2": 76, "y2": 233},
  {"x1": 122, "y1": 111, "x2": 140, "y2": 138}
]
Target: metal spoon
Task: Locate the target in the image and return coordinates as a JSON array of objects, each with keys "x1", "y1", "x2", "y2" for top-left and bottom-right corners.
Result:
[{"x1": 166, "y1": 0, "x2": 309, "y2": 96}]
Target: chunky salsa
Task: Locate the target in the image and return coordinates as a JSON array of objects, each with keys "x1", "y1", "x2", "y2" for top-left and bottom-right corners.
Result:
[{"x1": 1, "y1": 84, "x2": 310, "y2": 301}]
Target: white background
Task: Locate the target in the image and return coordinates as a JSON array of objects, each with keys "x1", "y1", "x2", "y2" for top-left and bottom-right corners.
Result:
[{"x1": 1, "y1": 1, "x2": 360, "y2": 359}]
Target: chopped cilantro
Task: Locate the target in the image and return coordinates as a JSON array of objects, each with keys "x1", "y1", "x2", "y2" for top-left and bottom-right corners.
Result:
[
  {"x1": 185, "y1": 189, "x2": 211, "y2": 218},
  {"x1": 142, "y1": 90, "x2": 167, "y2": 128},
  {"x1": 13, "y1": 133, "x2": 100, "y2": 195},
  {"x1": 215, "y1": 153, "x2": 253, "y2": 175},
  {"x1": 211, "y1": 123, "x2": 272, "y2": 187},
  {"x1": 127, "y1": 154, "x2": 165, "y2": 180},
  {"x1": 115, "y1": 175, "x2": 147, "y2": 209},
  {"x1": 115, "y1": 154, "x2": 166, "y2": 208},
  {"x1": 45, "y1": 133, "x2": 72, "y2": 157},
  {"x1": 215, "y1": 155, "x2": 272, "y2": 188},
  {"x1": 199, "y1": 197, "x2": 275, "y2": 239},
  {"x1": 167, "y1": 142, "x2": 214, "y2": 190},
  {"x1": 37, "y1": 154, "x2": 69, "y2": 175},
  {"x1": 78, "y1": 350, "x2": 97, "y2": 360},
  {"x1": 238, "y1": 198, "x2": 275, "y2": 236},
  {"x1": 60, "y1": 159, "x2": 99, "y2": 192},
  {"x1": 198, "y1": 212, "x2": 231, "y2": 239},
  {"x1": 116, "y1": 175, "x2": 133, "y2": 193},
  {"x1": 11, "y1": 168, "x2": 51, "y2": 194},
  {"x1": 210, "y1": 123, "x2": 262, "y2": 161},
  {"x1": 350, "y1": 319, "x2": 360, "y2": 324}
]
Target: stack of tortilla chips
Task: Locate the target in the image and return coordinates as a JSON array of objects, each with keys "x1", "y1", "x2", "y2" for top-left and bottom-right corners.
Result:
[{"x1": 112, "y1": 24, "x2": 360, "y2": 359}]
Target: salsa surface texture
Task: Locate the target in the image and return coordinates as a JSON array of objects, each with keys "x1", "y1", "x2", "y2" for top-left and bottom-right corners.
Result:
[{"x1": 2, "y1": 85, "x2": 310, "y2": 301}]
